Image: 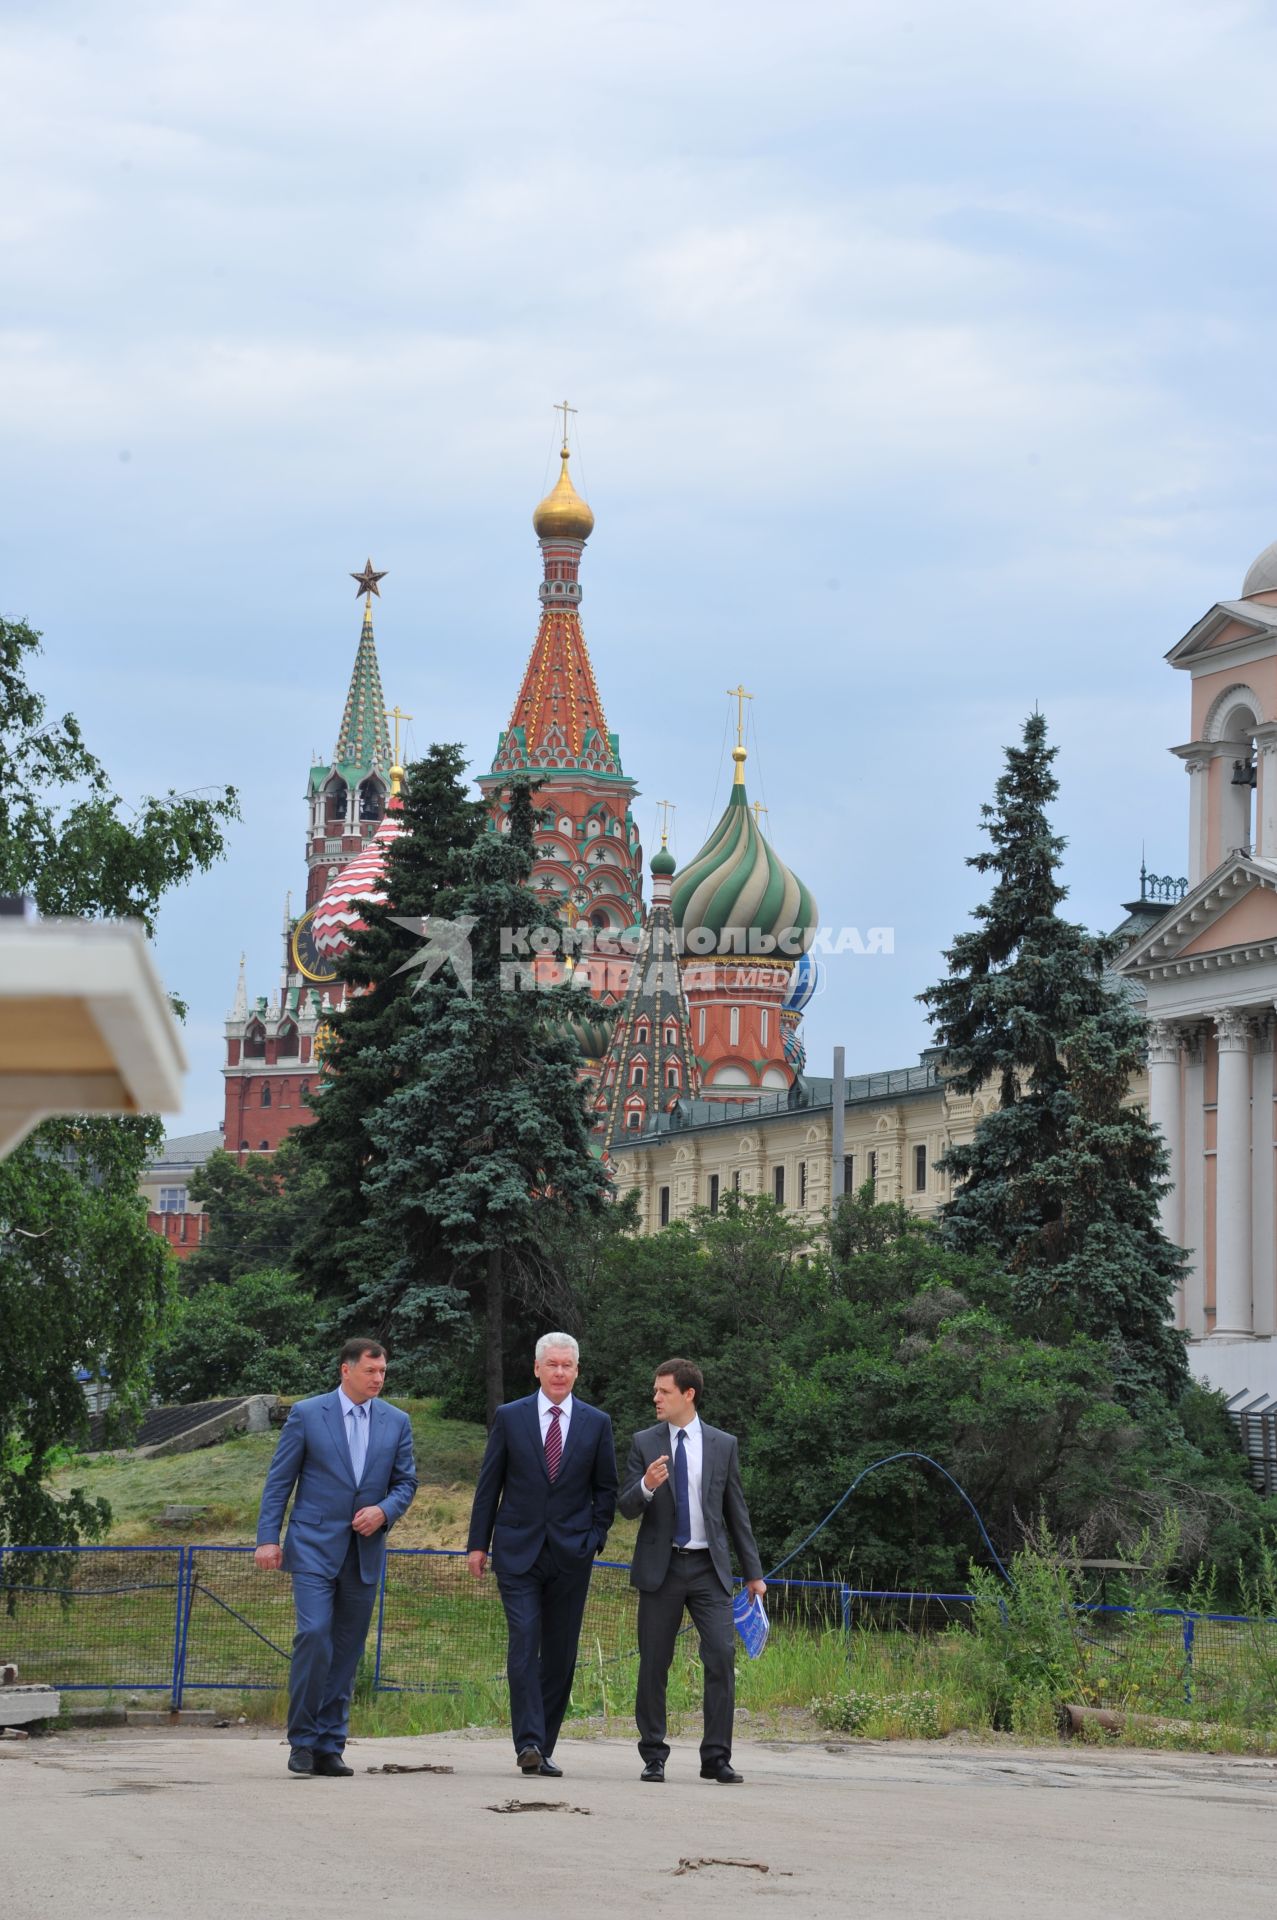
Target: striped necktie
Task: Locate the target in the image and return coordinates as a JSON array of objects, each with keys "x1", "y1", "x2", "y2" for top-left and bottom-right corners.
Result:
[{"x1": 545, "y1": 1404, "x2": 563, "y2": 1483}]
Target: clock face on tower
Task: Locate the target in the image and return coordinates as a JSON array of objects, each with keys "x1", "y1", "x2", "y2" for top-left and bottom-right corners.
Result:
[{"x1": 291, "y1": 906, "x2": 340, "y2": 985}]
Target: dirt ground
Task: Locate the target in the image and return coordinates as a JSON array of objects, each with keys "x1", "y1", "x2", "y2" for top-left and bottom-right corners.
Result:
[{"x1": 4, "y1": 1726, "x2": 1276, "y2": 1919}]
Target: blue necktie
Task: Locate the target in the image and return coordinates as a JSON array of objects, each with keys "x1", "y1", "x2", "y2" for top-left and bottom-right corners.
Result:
[
  {"x1": 672, "y1": 1429, "x2": 691, "y2": 1547},
  {"x1": 347, "y1": 1404, "x2": 368, "y2": 1484}
]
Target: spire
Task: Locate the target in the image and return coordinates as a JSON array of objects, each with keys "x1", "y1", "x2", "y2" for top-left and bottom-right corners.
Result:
[
  {"x1": 594, "y1": 850, "x2": 700, "y2": 1152},
  {"x1": 232, "y1": 952, "x2": 247, "y2": 1020},
  {"x1": 489, "y1": 412, "x2": 622, "y2": 780},
  {"x1": 333, "y1": 587, "x2": 393, "y2": 774}
]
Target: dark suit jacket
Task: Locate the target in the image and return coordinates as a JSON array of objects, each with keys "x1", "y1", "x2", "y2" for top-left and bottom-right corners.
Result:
[
  {"x1": 466, "y1": 1394, "x2": 618, "y2": 1577},
  {"x1": 256, "y1": 1390, "x2": 418, "y2": 1584},
  {"x1": 618, "y1": 1420, "x2": 764, "y2": 1596}
]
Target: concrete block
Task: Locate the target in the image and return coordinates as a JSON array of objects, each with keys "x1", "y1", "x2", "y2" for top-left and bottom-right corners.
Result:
[{"x1": 0, "y1": 1686, "x2": 60, "y2": 1727}]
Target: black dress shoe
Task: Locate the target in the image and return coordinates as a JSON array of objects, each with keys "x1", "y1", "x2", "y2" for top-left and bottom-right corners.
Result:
[
  {"x1": 313, "y1": 1752, "x2": 354, "y2": 1777},
  {"x1": 287, "y1": 1747, "x2": 314, "y2": 1776},
  {"x1": 640, "y1": 1760, "x2": 666, "y2": 1783},
  {"x1": 700, "y1": 1759, "x2": 743, "y2": 1783},
  {"x1": 516, "y1": 1745, "x2": 543, "y2": 1773},
  {"x1": 537, "y1": 1758, "x2": 563, "y2": 1778}
]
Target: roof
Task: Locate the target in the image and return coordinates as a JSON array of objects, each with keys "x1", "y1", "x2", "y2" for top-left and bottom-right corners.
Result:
[{"x1": 147, "y1": 1128, "x2": 224, "y2": 1173}]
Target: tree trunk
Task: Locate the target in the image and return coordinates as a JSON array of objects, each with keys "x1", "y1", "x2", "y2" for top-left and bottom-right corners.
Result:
[{"x1": 485, "y1": 1245, "x2": 504, "y2": 1424}]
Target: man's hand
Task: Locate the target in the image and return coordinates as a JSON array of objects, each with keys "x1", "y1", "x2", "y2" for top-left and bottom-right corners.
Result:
[
  {"x1": 466, "y1": 1550, "x2": 488, "y2": 1579},
  {"x1": 746, "y1": 1578, "x2": 767, "y2": 1600},
  {"x1": 352, "y1": 1505, "x2": 386, "y2": 1537},
  {"x1": 254, "y1": 1544, "x2": 283, "y2": 1571},
  {"x1": 643, "y1": 1453, "x2": 670, "y2": 1491}
]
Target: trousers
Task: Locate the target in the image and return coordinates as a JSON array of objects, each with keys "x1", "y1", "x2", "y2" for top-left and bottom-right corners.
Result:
[
  {"x1": 495, "y1": 1544, "x2": 594, "y2": 1758},
  {"x1": 635, "y1": 1548, "x2": 735, "y2": 1766},
  {"x1": 287, "y1": 1534, "x2": 379, "y2": 1754}
]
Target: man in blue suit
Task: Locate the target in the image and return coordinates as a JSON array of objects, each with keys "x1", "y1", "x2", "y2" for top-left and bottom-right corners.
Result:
[
  {"x1": 255, "y1": 1338, "x2": 417, "y2": 1776},
  {"x1": 466, "y1": 1333, "x2": 617, "y2": 1777}
]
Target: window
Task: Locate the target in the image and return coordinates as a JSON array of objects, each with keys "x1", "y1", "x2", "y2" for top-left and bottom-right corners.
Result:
[
  {"x1": 666, "y1": 1063, "x2": 679, "y2": 1089},
  {"x1": 729, "y1": 1006, "x2": 740, "y2": 1047},
  {"x1": 867, "y1": 1150, "x2": 877, "y2": 1191},
  {"x1": 627, "y1": 1112, "x2": 641, "y2": 1131},
  {"x1": 261, "y1": 1083, "x2": 272, "y2": 1107},
  {"x1": 278, "y1": 1080, "x2": 290, "y2": 1107},
  {"x1": 635, "y1": 1021, "x2": 650, "y2": 1045},
  {"x1": 760, "y1": 1008, "x2": 769, "y2": 1047},
  {"x1": 914, "y1": 1144, "x2": 927, "y2": 1192},
  {"x1": 708, "y1": 1173, "x2": 719, "y2": 1215},
  {"x1": 659, "y1": 1186, "x2": 671, "y2": 1227},
  {"x1": 258, "y1": 1140, "x2": 269, "y2": 1152},
  {"x1": 799, "y1": 1161, "x2": 808, "y2": 1206},
  {"x1": 158, "y1": 1186, "x2": 186, "y2": 1214},
  {"x1": 697, "y1": 1008, "x2": 706, "y2": 1048},
  {"x1": 664, "y1": 1022, "x2": 678, "y2": 1046},
  {"x1": 277, "y1": 1023, "x2": 299, "y2": 1058},
  {"x1": 630, "y1": 1061, "x2": 646, "y2": 1087},
  {"x1": 773, "y1": 1165, "x2": 785, "y2": 1205},
  {"x1": 240, "y1": 1139, "x2": 250, "y2": 1151},
  {"x1": 244, "y1": 1025, "x2": 266, "y2": 1059},
  {"x1": 843, "y1": 1154, "x2": 854, "y2": 1193}
]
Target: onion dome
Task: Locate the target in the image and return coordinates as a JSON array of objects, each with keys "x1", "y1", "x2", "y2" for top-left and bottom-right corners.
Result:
[
  {"x1": 672, "y1": 748, "x2": 818, "y2": 956},
  {"x1": 651, "y1": 844, "x2": 676, "y2": 879},
  {"x1": 780, "y1": 1012, "x2": 807, "y2": 1076},
  {"x1": 533, "y1": 444, "x2": 595, "y2": 543},
  {"x1": 1243, "y1": 539, "x2": 1277, "y2": 597},
  {"x1": 782, "y1": 950, "x2": 822, "y2": 1013},
  {"x1": 311, "y1": 793, "x2": 405, "y2": 959}
]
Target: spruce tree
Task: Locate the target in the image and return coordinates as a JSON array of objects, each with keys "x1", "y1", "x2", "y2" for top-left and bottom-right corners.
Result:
[
  {"x1": 363, "y1": 780, "x2": 610, "y2": 1418},
  {"x1": 291, "y1": 744, "x2": 485, "y2": 1349},
  {"x1": 920, "y1": 712, "x2": 1189, "y2": 1404}
]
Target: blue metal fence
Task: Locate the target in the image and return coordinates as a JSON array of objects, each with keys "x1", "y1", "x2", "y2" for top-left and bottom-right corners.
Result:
[{"x1": 3, "y1": 1544, "x2": 1275, "y2": 1721}]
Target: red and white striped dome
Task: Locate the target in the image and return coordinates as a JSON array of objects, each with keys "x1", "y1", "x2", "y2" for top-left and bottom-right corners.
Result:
[{"x1": 312, "y1": 798, "x2": 405, "y2": 959}]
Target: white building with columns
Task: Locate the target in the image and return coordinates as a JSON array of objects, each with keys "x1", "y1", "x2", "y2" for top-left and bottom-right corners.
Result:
[{"x1": 1120, "y1": 537, "x2": 1277, "y2": 1399}]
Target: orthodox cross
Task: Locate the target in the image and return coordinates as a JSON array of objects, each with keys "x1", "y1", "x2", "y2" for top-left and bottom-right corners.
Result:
[
  {"x1": 751, "y1": 800, "x2": 768, "y2": 827},
  {"x1": 387, "y1": 705, "x2": 413, "y2": 766},
  {"x1": 726, "y1": 683, "x2": 753, "y2": 748},
  {"x1": 555, "y1": 399, "x2": 578, "y2": 450},
  {"x1": 656, "y1": 798, "x2": 676, "y2": 847}
]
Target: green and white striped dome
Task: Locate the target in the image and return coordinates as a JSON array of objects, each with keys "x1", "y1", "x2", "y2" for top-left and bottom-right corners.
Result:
[{"x1": 672, "y1": 752, "x2": 817, "y2": 956}]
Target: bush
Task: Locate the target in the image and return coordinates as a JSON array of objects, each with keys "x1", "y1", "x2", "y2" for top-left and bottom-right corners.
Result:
[{"x1": 151, "y1": 1268, "x2": 330, "y2": 1402}]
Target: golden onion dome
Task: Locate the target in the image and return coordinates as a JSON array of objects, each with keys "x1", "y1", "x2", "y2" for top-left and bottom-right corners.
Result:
[{"x1": 533, "y1": 445, "x2": 595, "y2": 543}]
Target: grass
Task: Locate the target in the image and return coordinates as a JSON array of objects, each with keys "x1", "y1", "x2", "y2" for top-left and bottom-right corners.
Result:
[
  {"x1": 47, "y1": 1399, "x2": 495, "y2": 1548},
  {"x1": 22, "y1": 1420, "x2": 1277, "y2": 1756}
]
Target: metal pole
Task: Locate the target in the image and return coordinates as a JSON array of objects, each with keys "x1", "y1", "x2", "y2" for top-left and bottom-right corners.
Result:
[{"x1": 831, "y1": 1046, "x2": 846, "y2": 1204}]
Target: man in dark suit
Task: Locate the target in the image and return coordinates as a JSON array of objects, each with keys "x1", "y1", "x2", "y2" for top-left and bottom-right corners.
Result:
[
  {"x1": 255, "y1": 1338, "x2": 417, "y2": 1777},
  {"x1": 467, "y1": 1333, "x2": 618, "y2": 1777},
  {"x1": 618, "y1": 1357, "x2": 766, "y2": 1784}
]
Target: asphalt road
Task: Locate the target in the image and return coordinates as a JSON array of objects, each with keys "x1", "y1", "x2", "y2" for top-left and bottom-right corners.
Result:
[{"x1": 4, "y1": 1729, "x2": 1276, "y2": 1919}]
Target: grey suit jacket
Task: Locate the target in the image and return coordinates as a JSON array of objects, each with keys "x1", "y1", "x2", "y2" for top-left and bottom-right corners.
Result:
[{"x1": 618, "y1": 1420, "x2": 764, "y2": 1596}]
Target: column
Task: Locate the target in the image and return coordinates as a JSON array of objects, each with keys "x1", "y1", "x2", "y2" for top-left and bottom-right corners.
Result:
[
  {"x1": 1256, "y1": 729, "x2": 1277, "y2": 862},
  {"x1": 1253, "y1": 1017, "x2": 1276, "y2": 1339},
  {"x1": 1146, "y1": 1020, "x2": 1183, "y2": 1249},
  {"x1": 1213, "y1": 1010, "x2": 1254, "y2": 1337},
  {"x1": 1182, "y1": 1025, "x2": 1206, "y2": 1336},
  {"x1": 1186, "y1": 757, "x2": 1211, "y2": 887}
]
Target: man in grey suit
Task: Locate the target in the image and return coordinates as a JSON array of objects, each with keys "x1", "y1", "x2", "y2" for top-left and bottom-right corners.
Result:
[
  {"x1": 618, "y1": 1358, "x2": 766, "y2": 1784},
  {"x1": 255, "y1": 1339, "x2": 417, "y2": 1776}
]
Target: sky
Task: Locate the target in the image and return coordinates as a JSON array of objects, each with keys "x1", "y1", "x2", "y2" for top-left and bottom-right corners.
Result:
[{"x1": 4, "y1": 0, "x2": 1277, "y2": 1134}]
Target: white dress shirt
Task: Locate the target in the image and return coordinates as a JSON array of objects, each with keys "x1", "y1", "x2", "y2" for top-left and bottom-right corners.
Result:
[
  {"x1": 538, "y1": 1390, "x2": 573, "y2": 1452},
  {"x1": 642, "y1": 1415, "x2": 708, "y2": 1549}
]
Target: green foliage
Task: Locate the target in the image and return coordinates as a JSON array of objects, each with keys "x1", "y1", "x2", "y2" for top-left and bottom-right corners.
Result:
[
  {"x1": 572, "y1": 1189, "x2": 1274, "y2": 1596},
  {"x1": 363, "y1": 780, "x2": 610, "y2": 1414},
  {"x1": 919, "y1": 711, "x2": 1188, "y2": 1404},
  {"x1": 0, "y1": 616, "x2": 237, "y2": 1553},
  {"x1": 185, "y1": 1141, "x2": 325, "y2": 1288},
  {"x1": 292, "y1": 744, "x2": 486, "y2": 1351},
  {"x1": 151, "y1": 1268, "x2": 331, "y2": 1401}
]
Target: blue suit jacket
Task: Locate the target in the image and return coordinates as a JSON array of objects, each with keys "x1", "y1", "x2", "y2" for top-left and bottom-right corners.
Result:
[
  {"x1": 256, "y1": 1390, "x2": 418, "y2": 1585},
  {"x1": 466, "y1": 1395, "x2": 617, "y2": 1577}
]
